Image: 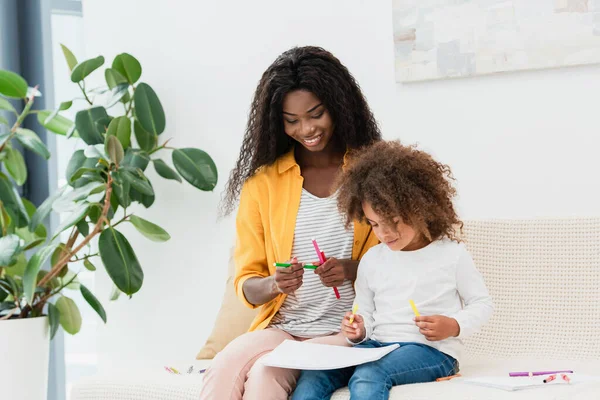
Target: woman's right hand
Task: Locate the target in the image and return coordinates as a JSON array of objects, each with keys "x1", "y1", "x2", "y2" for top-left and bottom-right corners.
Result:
[
  {"x1": 341, "y1": 311, "x2": 366, "y2": 342},
  {"x1": 273, "y1": 257, "x2": 304, "y2": 294}
]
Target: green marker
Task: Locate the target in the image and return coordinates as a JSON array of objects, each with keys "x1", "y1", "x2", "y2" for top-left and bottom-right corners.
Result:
[{"x1": 274, "y1": 263, "x2": 318, "y2": 269}]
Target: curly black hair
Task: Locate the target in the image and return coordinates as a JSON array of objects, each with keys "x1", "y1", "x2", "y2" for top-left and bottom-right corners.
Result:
[
  {"x1": 220, "y1": 46, "x2": 381, "y2": 215},
  {"x1": 337, "y1": 141, "x2": 463, "y2": 242}
]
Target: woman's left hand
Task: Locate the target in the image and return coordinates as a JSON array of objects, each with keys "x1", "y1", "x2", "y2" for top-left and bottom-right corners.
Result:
[{"x1": 315, "y1": 257, "x2": 356, "y2": 287}]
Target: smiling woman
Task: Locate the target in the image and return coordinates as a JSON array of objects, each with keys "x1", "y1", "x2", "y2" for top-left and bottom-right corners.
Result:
[{"x1": 200, "y1": 46, "x2": 382, "y2": 400}]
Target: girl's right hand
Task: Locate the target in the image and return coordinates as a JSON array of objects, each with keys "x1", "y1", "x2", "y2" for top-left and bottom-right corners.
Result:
[
  {"x1": 273, "y1": 257, "x2": 304, "y2": 294},
  {"x1": 341, "y1": 311, "x2": 366, "y2": 342}
]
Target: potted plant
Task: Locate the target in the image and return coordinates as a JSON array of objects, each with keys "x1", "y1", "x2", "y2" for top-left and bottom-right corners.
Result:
[{"x1": 0, "y1": 46, "x2": 217, "y2": 400}]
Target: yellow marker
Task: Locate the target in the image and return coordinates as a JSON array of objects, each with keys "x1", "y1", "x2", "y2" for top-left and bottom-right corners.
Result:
[
  {"x1": 348, "y1": 304, "x2": 359, "y2": 324},
  {"x1": 170, "y1": 367, "x2": 180, "y2": 374},
  {"x1": 409, "y1": 299, "x2": 420, "y2": 317}
]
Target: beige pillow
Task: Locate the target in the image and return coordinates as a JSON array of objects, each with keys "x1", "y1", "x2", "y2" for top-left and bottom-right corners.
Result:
[{"x1": 196, "y1": 250, "x2": 259, "y2": 359}]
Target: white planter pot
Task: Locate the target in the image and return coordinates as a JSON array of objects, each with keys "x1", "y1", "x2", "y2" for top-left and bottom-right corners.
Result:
[{"x1": 0, "y1": 316, "x2": 50, "y2": 400}]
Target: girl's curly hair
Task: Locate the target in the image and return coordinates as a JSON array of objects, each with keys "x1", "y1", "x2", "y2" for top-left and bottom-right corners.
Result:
[
  {"x1": 337, "y1": 141, "x2": 463, "y2": 242},
  {"x1": 220, "y1": 46, "x2": 381, "y2": 216}
]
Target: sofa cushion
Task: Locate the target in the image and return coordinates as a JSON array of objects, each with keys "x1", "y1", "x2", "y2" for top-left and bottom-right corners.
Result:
[
  {"x1": 195, "y1": 251, "x2": 258, "y2": 359},
  {"x1": 71, "y1": 358, "x2": 600, "y2": 400}
]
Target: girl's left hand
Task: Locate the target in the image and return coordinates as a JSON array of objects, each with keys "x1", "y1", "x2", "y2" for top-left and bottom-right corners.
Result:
[
  {"x1": 414, "y1": 315, "x2": 460, "y2": 341},
  {"x1": 314, "y1": 257, "x2": 347, "y2": 287}
]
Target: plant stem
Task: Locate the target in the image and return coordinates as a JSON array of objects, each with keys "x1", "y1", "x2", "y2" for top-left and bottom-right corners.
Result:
[
  {"x1": 70, "y1": 253, "x2": 99, "y2": 263},
  {"x1": 42, "y1": 272, "x2": 79, "y2": 304},
  {"x1": 0, "y1": 87, "x2": 37, "y2": 153},
  {"x1": 148, "y1": 138, "x2": 173, "y2": 155},
  {"x1": 78, "y1": 81, "x2": 93, "y2": 105},
  {"x1": 111, "y1": 214, "x2": 131, "y2": 229},
  {"x1": 37, "y1": 174, "x2": 113, "y2": 289}
]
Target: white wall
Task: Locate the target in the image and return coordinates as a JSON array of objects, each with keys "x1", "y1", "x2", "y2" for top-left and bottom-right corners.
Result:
[{"x1": 81, "y1": 0, "x2": 600, "y2": 369}]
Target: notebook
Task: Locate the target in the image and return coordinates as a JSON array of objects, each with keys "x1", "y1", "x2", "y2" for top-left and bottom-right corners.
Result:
[{"x1": 259, "y1": 340, "x2": 400, "y2": 370}]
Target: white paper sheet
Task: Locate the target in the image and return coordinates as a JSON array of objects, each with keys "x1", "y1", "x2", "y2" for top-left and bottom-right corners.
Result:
[
  {"x1": 258, "y1": 340, "x2": 400, "y2": 370},
  {"x1": 461, "y1": 374, "x2": 600, "y2": 391}
]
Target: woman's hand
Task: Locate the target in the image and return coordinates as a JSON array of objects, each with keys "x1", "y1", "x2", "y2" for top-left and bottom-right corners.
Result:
[
  {"x1": 273, "y1": 257, "x2": 304, "y2": 294},
  {"x1": 414, "y1": 315, "x2": 460, "y2": 341},
  {"x1": 341, "y1": 311, "x2": 366, "y2": 342},
  {"x1": 315, "y1": 257, "x2": 358, "y2": 286}
]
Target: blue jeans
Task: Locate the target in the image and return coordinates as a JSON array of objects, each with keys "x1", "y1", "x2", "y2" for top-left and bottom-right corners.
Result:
[{"x1": 292, "y1": 341, "x2": 459, "y2": 400}]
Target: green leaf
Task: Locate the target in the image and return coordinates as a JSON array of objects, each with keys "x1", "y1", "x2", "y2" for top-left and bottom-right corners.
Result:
[
  {"x1": 99, "y1": 228, "x2": 143, "y2": 295},
  {"x1": 0, "y1": 172, "x2": 29, "y2": 227},
  {"x1": 66, "y1": 124, "x2": 77, "y2": 139},
  {"x1": 0, "y1": 97, "x2": 16, "y2": 113},
  {"x1": 94, "y1": 116, "x2": 112, "y2": 136},
  {"x1": 4, "y1": 148, "x2": 27, "y2": 186},
  {"x1": 112, "y1": 53, "x2": 142, "y2": 85},
  {"x1": 0, "y1": 274, "x2": 18, "y2": 296},
  {"x1": 0, "y1": 70, "x2": 28, "y2": 98},
  {"x1": 105, "y1": 135, "x2": 124, "y2": 165},
  {"x1": 122, "y1": 149, "x2": 150, "y2": 171},
  {"x1": 60, "y1": 270, "x2": 80, "y2": 290},
  {"x1": 16, "y1": 199, "x2": 47, "y2": 250},
  {"x1": 0, "y1": 234, "x2": 22, "y2": 266},
  {"x1": 80, "y1": 284, "x2": 106, "y2": 323},
  {"x1": 76, "y1": 219, "x2": 89, "y2": 237},
  {"x1": 56, "y1": 296, "x2": 82, "y2": 335},
  {"x1": 0, "y1": 203, "x2": 12, "y2": 235},
  {"x1": 38, "y1": 111, "x2": 77, "y2": 137},
  {"x1": 83, "y1": 259, "x2": 96, "y2": 271},
  {"x1": 23, "y1": 244, "x2": 56, "y2": 305},
  {"x1": 133, "y1": 119, "x2": 155, "y2": 152},
  {"x1": 109, "y1": 284, "x2": 121, "y2": 301},
  {"x1": 106, "y1": 84, "x2": 129, "y2": 108},
  {"x1": 27, "y1": 87, "x2": 42, "y2": 98},
  {"x1": 48, "y1": 303, "x2": 60, "y2": 339},
  {"x1": 4, "y1": 253, "x2": 26, "y2": 277},
  {"x1": 15, "y1": 128, "x2": 51, "y2": 160},
  {"x1": 43, "y1": 101, "x2": 73, "y2": 127},
  {"x1": 50, "y1": 244, "x2": 68, "y2": 271},
  {"x1": 52, "y1": 202, "x2": 90, "y2": 240},
  {"x1": 60, "y1": 44, "x2": 78, "y2": 71},
  {"x1": 106, "y1": 116, "x2": 131, "y2": 150},
  {"x1": 134, "y1": 83, "x2": 165, "y2": 135},
  {"x1": 172, "y1": 148, "x2": 218, "y2": 191},
  {"x1": 105, "y1": 68, "x2": 128, "y2": 90},
  {"x1": 84, "y1": 144, "x2": 107, "y2": 160},
  {"x1": 70, "y1": 56, "x2": 105, "y2": 83},
  {"x1": 29, "y1": 185, "x2": 66, "y2": 230},
  {"x1": 111, "y1": 171, "x2": 131, "y2": 208},
  {"x1": 130, "y1": 186, "x2": 155, "y2": 208},
  {"x1": 66, "y1": 150, "x2": 101, "y2": 187},
  {"x1": 75, "y1": 107, "x2": 108, "y2": 145},
  {"x1": 129, "y1": 215, "x2": 170, "y2": 242},
  {"x1": 152, "y1": 159, "x2": 181, "y2": 183},
  {"x1": 16, "y1": 223, "x2": 46, "y2": 251},
  {"x1": 0, "y1": 115, "x2": 8, "y2": 126},
  {"x1": 122, "y1": 170, "x2": 153, "y2": 196}
]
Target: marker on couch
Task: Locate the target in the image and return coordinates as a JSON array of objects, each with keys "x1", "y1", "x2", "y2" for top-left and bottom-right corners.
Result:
[{"x1": 311, "y1": 238, "x2": 341, "y2": 299}]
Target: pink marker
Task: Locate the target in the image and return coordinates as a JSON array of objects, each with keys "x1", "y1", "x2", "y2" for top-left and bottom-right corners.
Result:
[{"x1": 311, "y1": 238, "x2": 341, "y2": 299}]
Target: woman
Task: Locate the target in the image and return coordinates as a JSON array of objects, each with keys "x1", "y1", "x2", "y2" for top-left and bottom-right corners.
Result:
[{"x1": 200, "y1": 46, "x2": 381, "y2": 400}]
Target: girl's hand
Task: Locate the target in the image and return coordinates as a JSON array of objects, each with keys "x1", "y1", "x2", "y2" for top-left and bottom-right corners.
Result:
[
  {"x1": 273, "y1": 257, "x2": 304, "y2": 294},
  {"x1": 315, "y1": 257, "x2": 347, "y2": 287},
  {"x1": 341, "y1": 311, "x2": 366, "y2": 342},
  {"x1": 414, "y1": 315, "x2": 460, "y2": 341}
]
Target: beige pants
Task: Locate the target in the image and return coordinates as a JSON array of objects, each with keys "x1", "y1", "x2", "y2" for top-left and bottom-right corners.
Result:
[{"x1": 199, "y1": 328, "x2": 348, "y2": 400}]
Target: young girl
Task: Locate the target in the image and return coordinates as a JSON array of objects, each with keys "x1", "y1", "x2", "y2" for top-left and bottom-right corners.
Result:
[
  {"x1": 200, "y1": 47, "x2": 380, "y2": 400},
  {"x1": 292, "y1": 141, "x2": 494, "y2": 400}
]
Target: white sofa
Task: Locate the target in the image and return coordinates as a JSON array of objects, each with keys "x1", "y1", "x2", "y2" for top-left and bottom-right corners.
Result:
[{"x1": 72, "y1": 218, "x2": 600, "y2": 399}]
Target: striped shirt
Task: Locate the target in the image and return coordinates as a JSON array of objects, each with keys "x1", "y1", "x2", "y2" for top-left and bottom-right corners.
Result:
[{"x1": 269, "y1": 189, "x2": 355, "y2": 337}]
